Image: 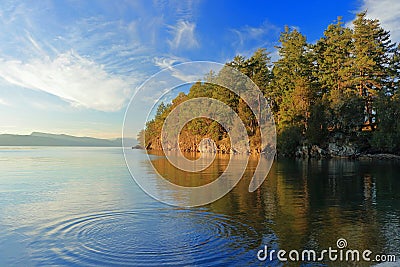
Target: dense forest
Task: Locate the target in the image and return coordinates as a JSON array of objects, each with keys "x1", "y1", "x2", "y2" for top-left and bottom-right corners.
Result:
[{"x1": 140, "y1": 12, "x2": 400, "y2": 157}]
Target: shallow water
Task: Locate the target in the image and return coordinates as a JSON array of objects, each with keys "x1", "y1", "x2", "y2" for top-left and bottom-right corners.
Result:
[{"x1": 0, "y1": 147, "x2": 399, "y2": 266}]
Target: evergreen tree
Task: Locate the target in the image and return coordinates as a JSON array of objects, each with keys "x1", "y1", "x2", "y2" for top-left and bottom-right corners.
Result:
[
  {"x1": 226, "y1": 48, "x2": 272, "y2": 137},
  {"x1": 351, "y1": 11, "x2": 394, "y2": 128},
  {"x1": 372, "y1": 92, "x2": 400, "y2": 152},
  {"x1": 315, "y1": 16, "x2": 353, "y2": 94},
  {"x1": 315, "y1": 17, "x2": 364, "y2": 134},
  {"x1": 372, "y1": 44, "x2": 400, "y2": 153},
  {"x1": 271, "y1": 26, "x2": 314, "y2": 151},
  {"x1": 275, "y1": 27, "x2": 313, "y2": 121}
]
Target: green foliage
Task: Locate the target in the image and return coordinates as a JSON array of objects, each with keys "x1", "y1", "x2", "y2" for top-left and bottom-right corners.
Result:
[
  {"x1": 351, "y1": 11, "x2": 395, "y2": 126},
  {"x1": 207, "y1": 121, "x2": 225, "y2": 141},
  {"x1": 185, "y1": 118, "x2": 211, "y2": 136},
  {"x1": 314, "y1": 16, "x2": 353, "y2": 94},
  {"x1": 277, "y1": 125, "x2": 302, "y2": 156},
  {"x1": 325, "y1": 89, "x2": 365, "y2": 134},
  {"x1": 371, "y1": 94, "x2": 400, "y2": 152},
  {"x1": 306, "y1": 101, "x2": 328, "y2": 145},
  {"x1": 271, "y1": 26, "x2": 315, "y2": 135}
]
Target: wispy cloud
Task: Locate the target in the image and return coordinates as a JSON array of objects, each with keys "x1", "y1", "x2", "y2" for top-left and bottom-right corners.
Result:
[
  {"x1": 0, "y1": 1, "x2": 201, "y2": 135},
  {"x1": 168, "y1": 20, "x2": 199, "y2": 50},
  {"x1": 0, "y1": 4, "x2": 155, "y2": 112},
  {"x1": 358, "y1": 0, "x2": 400, "y2": 42},
  {"x1": 153, "y1": 0, "x2": 200, "y2": 21},
  {"x1": 230, "y1": 20, "x2": 280, "y2": 56},
  {"x1": 231, "y1": 21, "x2": 280, "y2": 45},
  {"x1": 154, "y1": 55, "x2": 186, "y2": 70},
  {"x1": 0, "y1": 49, "x2": 132, "y2": 111},
  {"x1": 0, "y1": 2, "x2": 202, "y2": 114},
  {"x1": 61, "y1": 16, "x2": 155, "y2": 76}
]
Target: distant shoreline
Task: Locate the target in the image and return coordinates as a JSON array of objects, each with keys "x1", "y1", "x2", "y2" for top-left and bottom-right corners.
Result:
[
  {"x1": 0, "y1": 132, "x2": 137, "y2": 147},
  {"x1": 0, "y1": 145, "x2": 127, "y2": 148}
]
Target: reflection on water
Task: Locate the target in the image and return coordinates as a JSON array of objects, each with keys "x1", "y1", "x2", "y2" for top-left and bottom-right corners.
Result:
[
  {"x1": 149, "y1": 150, "x2": 231, "y2": 187},
  {"x1": 0, "y1": 147, "x2": 399, "y2": 266}
]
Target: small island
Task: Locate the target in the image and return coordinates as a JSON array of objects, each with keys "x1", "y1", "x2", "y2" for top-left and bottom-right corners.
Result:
[{"x1": 139, "y1": 12, "x2": 400, "y2": 160}]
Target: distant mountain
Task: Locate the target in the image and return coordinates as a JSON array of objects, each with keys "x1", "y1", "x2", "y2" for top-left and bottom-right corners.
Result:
[{"x1": 0, "y1": 132, "x2": 137, "y2": 147}]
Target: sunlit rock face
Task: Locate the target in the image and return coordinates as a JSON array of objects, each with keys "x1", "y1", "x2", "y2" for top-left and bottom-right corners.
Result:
[{"x1": 198, "y1": 138, "x2": 217, "y2": 154}]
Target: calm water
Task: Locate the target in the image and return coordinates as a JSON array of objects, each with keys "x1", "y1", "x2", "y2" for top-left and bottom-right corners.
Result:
[{"x1": 0, "y1": 147, "x2": 399, "y2": 266}]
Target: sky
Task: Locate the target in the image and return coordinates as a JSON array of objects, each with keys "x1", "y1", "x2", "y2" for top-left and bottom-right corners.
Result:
[{"x1": 0, "y1": 0, "x2": 399, "y2": 138}]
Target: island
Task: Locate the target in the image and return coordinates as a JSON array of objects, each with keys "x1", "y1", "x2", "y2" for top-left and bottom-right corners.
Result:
[{"x1": 140, "y1": 12, "x2": 400, "y2": 160}]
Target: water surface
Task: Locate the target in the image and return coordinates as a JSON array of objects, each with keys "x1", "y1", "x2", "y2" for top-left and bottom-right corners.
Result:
[{"x1": 0, "y1": 147, "x2": 399, "y2": 266}]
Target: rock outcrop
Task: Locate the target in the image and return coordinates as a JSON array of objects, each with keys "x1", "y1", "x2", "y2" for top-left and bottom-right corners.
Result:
[
  {"x1": 295, "y1": 142, "x2": 358, "y2": 159},
  {"x1": 198, "y1": 138, "x2": 217, "y2": 153},
  {"x1": 327, "y1": 142, "x2": 357, "y2": 158}
]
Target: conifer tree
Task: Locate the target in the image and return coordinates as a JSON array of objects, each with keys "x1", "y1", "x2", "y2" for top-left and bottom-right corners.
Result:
[
  {"x1": 272, "y1": 27, "x2": 314, "y2": 132},
  {"x1": 351, "y1": 11, "x2": 394, "y2": 128}
]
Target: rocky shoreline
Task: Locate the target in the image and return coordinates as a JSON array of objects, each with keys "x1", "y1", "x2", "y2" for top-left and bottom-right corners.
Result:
[
  {"x1": 134, "y1": 143, "x2": 400, "y2": 161},
  {"x1": 295, "y1": 144, "x2": 400, "y2": 161},
  {"x1": 357, "y1": 153, "x2": 400, "y2": 161}
]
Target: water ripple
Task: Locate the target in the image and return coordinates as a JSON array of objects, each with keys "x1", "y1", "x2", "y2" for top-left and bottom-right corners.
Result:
[{"x1": 30, "y1": 209, "x2": 261, "y2": 266}]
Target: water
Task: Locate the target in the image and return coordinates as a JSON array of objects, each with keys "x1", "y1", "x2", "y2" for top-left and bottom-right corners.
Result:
[{"x1": 0, "y1": 147, "x2": 399, "y2": 266}]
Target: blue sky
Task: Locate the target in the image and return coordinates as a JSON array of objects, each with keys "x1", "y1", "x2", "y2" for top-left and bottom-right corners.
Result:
[{"x1": 0, "y1": 0, "x2": 399, "y2": 138}]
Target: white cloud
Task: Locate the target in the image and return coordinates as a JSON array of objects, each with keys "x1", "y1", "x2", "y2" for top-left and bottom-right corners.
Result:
[
  {"x1": 26, "y1": 31, "x2": 47, "y2": 56},
  {"x1": 232, "y1": 27, "x2": 263, "y2": 47},
  {"x1": 359, "y1": 0, "x2": 400, "y2": 42},
  {"x1": 230, "y1": 20, "x2": 280, "y2": 57},
  {"x1": 168, "y1": 20, "x2": 199, "y2": 50},
  {"x1": 170, "y1": 70, "x2": 200, "y2": 83},
  {"x1": 0, "y1": 97, "x2": 11, "y2": 106},
  {"x1": 0, "y1": 49, "x2": 132, "y2": 112},
  {"x1": 231, "y1": 21, "x2": 280, "y2": 47},
  {"x1": 154, "y1": 55, "x2": 187, "y2": 70}
]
